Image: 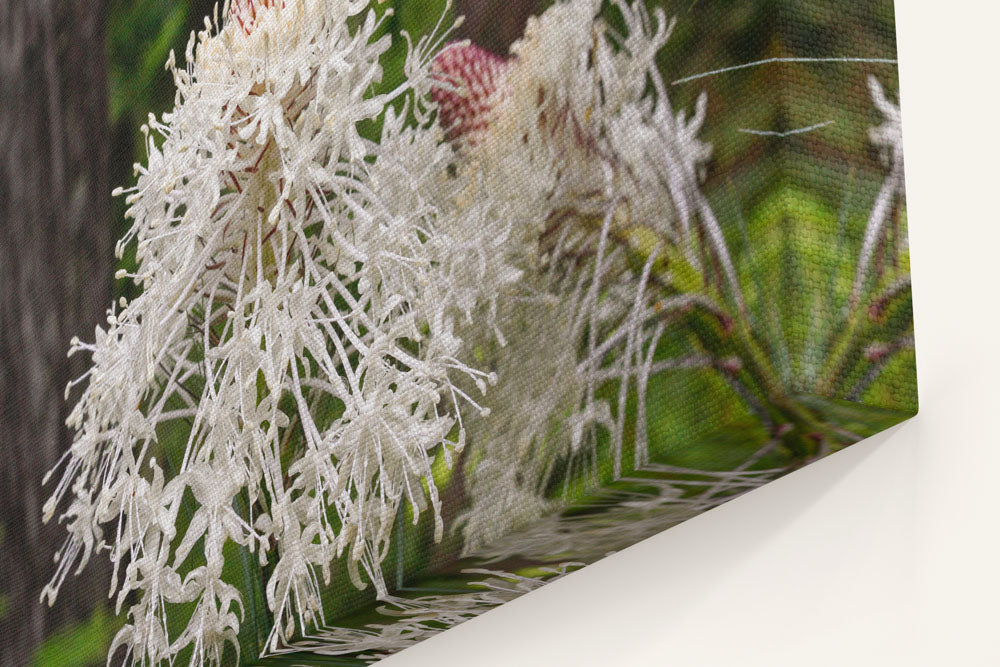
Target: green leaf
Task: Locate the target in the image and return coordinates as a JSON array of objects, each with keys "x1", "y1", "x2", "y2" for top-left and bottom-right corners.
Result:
[{"x1": 33, "y1": 606, "x2": 118, "y2": 667}]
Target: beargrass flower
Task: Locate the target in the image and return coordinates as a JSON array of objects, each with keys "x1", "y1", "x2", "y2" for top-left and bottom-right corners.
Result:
[
  {"x1": 40, "y1": 0, "x2": 519, "y2": 662},
  {"x1": 432, "y1": 0, "x2": 741, "y2": 554},
  {"x1": 42, "y1": 0, "x2": 761, "y2": 663}
]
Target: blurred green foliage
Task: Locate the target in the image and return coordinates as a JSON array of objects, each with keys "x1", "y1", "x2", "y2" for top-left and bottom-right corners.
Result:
[
  {"x1": 32, "y1": 606, "x2": 117, "y2": 667},
  {"x1": 108, "y1": 0, "x2": 187, "y2": 126}
]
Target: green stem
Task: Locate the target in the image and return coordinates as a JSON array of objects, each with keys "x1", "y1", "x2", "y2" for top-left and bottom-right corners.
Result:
[
  {"x1": 728, "y1": 318, "x2": 838, "y2": 457},
  {"x1": 815, "y1": 308, "x2": 866, "y2": 397}
]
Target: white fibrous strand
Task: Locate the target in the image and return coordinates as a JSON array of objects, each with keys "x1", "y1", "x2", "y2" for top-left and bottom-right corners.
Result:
[
  {"x1": 852, "y1": 76, "x2": 906, "y2": 305},
  {"x1": 41, "y1": 0, "x2": 515, "y2": 663}
]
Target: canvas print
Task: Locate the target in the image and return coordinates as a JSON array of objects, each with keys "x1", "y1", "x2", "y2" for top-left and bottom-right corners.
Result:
[{"x1": 0, "y1": 0, "x2": 915, "y2": 664}]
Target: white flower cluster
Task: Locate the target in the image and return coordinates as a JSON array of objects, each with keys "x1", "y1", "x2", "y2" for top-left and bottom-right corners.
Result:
[
  {"x1": 469, "y1": 0, "x2": 740, "y2": 297},
  {"x1": 448, "y1": 0, "x2": 741, "y2": 555},
  {"x1": 42, "y1": 0, "x2": 520, "y2": 662},
  {"x1": 42, "y1": 0, "x2": 734, "y2": 663}
]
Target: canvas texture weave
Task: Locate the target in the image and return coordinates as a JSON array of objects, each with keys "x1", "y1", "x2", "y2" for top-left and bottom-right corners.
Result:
[{"x1": 0, "y1": 1, "x2": 914, "y2": 664}]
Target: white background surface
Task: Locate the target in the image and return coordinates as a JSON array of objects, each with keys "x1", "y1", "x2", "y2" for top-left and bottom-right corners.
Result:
[{"x1": 385, "y1": 2, "x2": 1000, "y2": 665}]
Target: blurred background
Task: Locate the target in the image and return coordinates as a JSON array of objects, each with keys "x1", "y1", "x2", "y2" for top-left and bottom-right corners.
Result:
[{"x1": 0, "y1": 1, "x2": 897, "y2": 663}]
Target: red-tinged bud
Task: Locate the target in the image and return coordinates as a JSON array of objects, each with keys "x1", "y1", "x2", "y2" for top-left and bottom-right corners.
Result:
[
  {"x1": 717, "y1": 356, "x2": 742, "y2": 376},
  {"x1": 717, "y1": 312, "x2": 734, "y2": 335},
  {"x1": 431, "y1": 42, "x2": 510, "y2": 144},
  {"x1": 868, "y1": 298, "x2": 888, "y2": 322},
  {"x1": 865, "y1": 342, "x2": 891, "y2": 362},
  {"x1": 230, "y1": 0, "x2": 283, "y2": 35}
]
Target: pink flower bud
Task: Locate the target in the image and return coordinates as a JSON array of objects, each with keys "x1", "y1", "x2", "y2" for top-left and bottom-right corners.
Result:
[
  {"x1": 431, "y1": 42, "x2": 510, "y2": 145},
  {"x1": 230, "y1": 0, "x2": 283, "y2": 35}
]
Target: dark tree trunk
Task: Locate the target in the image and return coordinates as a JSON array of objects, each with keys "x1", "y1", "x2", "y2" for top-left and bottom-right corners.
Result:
[
  {"x1": 453, "y1": 0, "x2": 542, "y2": 55},
  {"x1": 0, "y1": 1, "x2": 112, "y2": 663}
]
